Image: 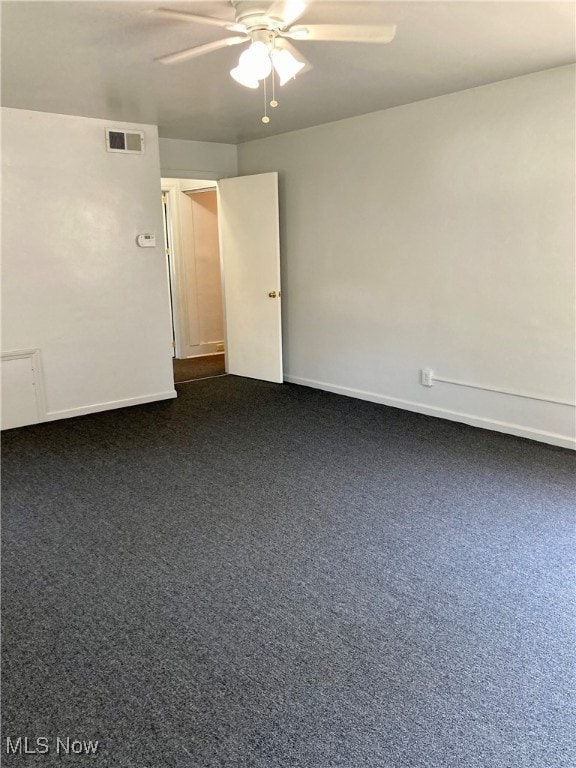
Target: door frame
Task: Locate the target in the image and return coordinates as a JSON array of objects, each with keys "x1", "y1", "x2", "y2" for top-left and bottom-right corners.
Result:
[
  {"x1": 161, "y1": 178, "x2": 220, "y2": 360},
  {"x1": 161, "y1": 180, "x2": 184, "y2": 358},
  {"x1": 161, "y1": 190, "x2": 178, "y2": 357}
]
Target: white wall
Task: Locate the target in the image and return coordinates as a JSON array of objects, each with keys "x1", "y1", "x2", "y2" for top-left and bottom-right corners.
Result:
[
  {"x1": 238, "y1": 66, "x2": 576, "y2": 448},
  {"x1": 2, "y1": 108, "x2": 176, "y2": 425},
  {"x1": 159, "y1": 137, "x2": 237, "y2": 180}
]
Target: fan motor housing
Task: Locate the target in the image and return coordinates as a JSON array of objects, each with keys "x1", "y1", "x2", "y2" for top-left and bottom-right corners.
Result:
[{"x1": 232, "y1": 0, "x2": 285, "y2": 31}]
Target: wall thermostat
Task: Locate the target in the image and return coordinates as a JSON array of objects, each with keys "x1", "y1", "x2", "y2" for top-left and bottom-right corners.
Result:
[{"x1": 137, "y1": 234, "x2": 156, "y2": 248}]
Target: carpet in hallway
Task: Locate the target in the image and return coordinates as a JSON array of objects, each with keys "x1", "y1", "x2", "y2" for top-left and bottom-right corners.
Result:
[{"x1": 173, "y1": 353, "x2": 226, "y2": 382}]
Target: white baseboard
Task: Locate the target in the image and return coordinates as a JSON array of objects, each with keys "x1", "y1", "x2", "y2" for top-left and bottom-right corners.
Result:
[
  {"x1": 46, "y1": 390, "x2": 177, "y2": 422},
  {"x1": 179, "y1": 350, "x2": 224, "y2": 359},
  {"x1": 178, "y1": 343, "x2": 224, "y2": 358},
  {"x1": 283, "y1": 375, "x2": 575, "y2": 451}
]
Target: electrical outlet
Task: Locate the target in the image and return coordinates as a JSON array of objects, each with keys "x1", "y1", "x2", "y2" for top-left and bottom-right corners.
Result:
[
  {"x1": 216, "y1": 343, "x2": 225, "y2": 352},
  {"x1": 421, "y1": 368, "x2": 434, "y2": 387}
]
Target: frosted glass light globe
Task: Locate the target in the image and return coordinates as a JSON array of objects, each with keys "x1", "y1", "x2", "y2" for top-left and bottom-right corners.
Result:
[{"x1": 240, "y1": 41, "x2": 272, "y2": 80}]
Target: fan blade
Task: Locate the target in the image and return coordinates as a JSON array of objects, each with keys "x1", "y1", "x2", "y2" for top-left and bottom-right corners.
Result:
[
  {"x1": 151, "y1": 8, "x2": 245, "y2": 33},
  {"x1": 285, "y1": 24, "x2": 397, "y2": 43},
  {"x1": 156, "y1": 36, "x2": 249, "y2": 65},
  {"x1": 266, "y1": 0, "x2": 309, "y2": 28},
  {"x1": 275, "y1": 38, "x2": 313, "y2": 74}
]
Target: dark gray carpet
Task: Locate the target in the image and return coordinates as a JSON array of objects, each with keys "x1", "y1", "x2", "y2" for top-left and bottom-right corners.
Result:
[{"x1": 2, "y1": 376, "x2": 575, "y2": 767}]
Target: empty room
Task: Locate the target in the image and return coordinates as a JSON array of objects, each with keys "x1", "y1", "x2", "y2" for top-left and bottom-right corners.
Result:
[{"x1": 1, "y1": 2, "x2": 574, "y2": 767}]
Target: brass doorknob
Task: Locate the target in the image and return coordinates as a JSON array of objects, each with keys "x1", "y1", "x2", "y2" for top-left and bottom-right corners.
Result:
[{"x1": 268, "y1": 291, "x2": 277, "y2": 298}]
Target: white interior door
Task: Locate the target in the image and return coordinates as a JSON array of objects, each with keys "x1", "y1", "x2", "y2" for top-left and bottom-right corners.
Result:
[{"x1": 218, "y1": 172, "x2": 283, "y2": 383}]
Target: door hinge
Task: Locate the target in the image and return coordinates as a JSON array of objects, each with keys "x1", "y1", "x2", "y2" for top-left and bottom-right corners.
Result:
[{"x1": 162, "y1": 194, "x2": 167, "y2": 204}]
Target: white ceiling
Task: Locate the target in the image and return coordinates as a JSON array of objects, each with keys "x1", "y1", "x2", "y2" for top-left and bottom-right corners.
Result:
[{"x1": 1, "y1": 1, "x2": 574, "y2": 144}]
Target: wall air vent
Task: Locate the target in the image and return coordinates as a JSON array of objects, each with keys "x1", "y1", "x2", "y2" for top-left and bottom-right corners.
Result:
[{"x1": 105, "y1": 129, "x2": 144, "y2": 154}]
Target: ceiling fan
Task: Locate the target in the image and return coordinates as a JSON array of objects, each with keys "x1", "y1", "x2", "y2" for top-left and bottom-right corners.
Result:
[{"x1": 152, "y1": 1, "x2": 397, "y2": 123}]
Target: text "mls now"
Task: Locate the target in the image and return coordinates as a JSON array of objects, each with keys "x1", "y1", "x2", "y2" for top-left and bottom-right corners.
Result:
[{"x1": 6, "y1": 736, "x2": 100, "y2": 755}]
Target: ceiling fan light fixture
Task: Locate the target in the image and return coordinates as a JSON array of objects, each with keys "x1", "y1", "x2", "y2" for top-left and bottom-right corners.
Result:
[
  {"x1": 239, "y1": 41, "x2": 272, "y2": 79},
  {"x1": 153, "y1": 3, "x2": 398, "y2": 124},
  {"x1": 271, "y1": 48, "x2": 305, "y2": 86},
  {"x1": 230, "y1": 65, "x2": 259, "y2": 88}
]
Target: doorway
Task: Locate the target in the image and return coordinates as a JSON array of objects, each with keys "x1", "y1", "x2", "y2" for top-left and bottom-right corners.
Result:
[
  {"x1": 162, "y1": 172, "x2": 283, "y2": 386},
  {"x1": 162, "y1": 179, "x2": 227, "y2": 384}
]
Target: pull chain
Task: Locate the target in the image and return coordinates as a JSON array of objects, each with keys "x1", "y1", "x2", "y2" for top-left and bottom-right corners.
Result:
[
  {"x1": 262, "y1": 76, "x2": 270, "y2": 124},
  {"x1": 270, "y1": 67, "x2": 278, "y2": 109}
]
